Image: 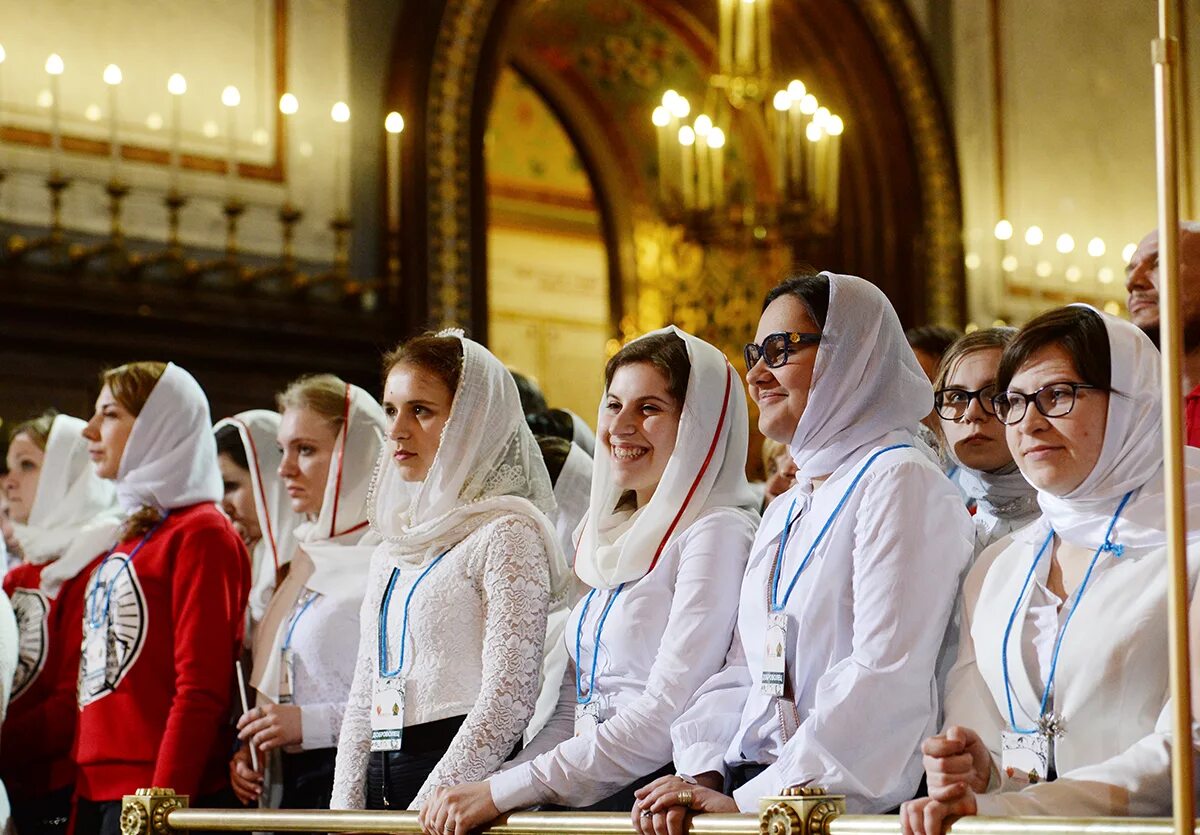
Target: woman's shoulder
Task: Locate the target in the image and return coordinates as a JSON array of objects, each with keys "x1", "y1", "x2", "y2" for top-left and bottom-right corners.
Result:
[
  {"x1": 161, "y1": 503, "x2": 247, "y2": 561},
  {"x1": 470, "y1": 511, "x2": 544, "y2": 539},
  {"x1": 679, "y1": 506, "x2": 758, "y2": 547}
]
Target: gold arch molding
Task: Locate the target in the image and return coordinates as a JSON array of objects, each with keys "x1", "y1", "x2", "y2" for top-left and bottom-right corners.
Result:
[{"x1": 424, "y1": 0, "x2": 963, "y2": 329}]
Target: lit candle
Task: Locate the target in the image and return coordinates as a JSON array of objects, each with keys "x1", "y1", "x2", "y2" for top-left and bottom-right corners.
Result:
[
  {"x1": 167, "y1": 74, "x2": 186, "y2": 191},
  {"x1": 385, "y1": 110, "x2": 404, "y2": 232},
  {"x1": 103, "y1": 64, "x2": 122, "y2": 179},
  {"x1": 652, "y1": 105, "x2": 670, "y2": 202},
  {"x1": 221, "y1": 85, "x2": 241, "y2": 200},
  {"x1": 708, "y1": 127, "x2": 726, "y2": 208},
  {"x1": 679, "y1": 125, "x2": 696, "y2": 210},
  {"x1": 805, "y1": 120, "x2": 823, "y2": 203},
  {"x1": 279, "y1": 92, "x2": 299, "y2": 205},
  {"x1": 718, "y1": 0, "x2": 734, "y2": 76},
  {"x1": 45, "y1": 54, "x2": 64, "y2": 166},
  {"x1": 825, "y1": 115, "x2": 843, "y2": 215},
  {"x1": 694, "y1": 115, "x2": 712, "y2": 209},
  {"x1": 331, "y1": 101, "x2": 350, "y2": 216}
]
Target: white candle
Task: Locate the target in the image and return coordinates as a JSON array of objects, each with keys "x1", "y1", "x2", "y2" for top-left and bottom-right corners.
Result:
[
  {"x1": 279, "y1": 92, "x2": 299, "y2": 205},
  {"x1": 652, "y1": 105, "x2": 669, "y2": 203},
  {"x1": 385, "y1": 111, "x2": 404, "y2": 232},
  {"x1": 679, "y1": 125, "x2": 696, "y2": 210},
  {"x1": 45, "y1": 54, "x2": 64, "y2": 165},
  {"x1": 718, "y1": 0, "x2": 734, "y2": 76},
  {"x1": 825, "y1": 115, "x2": 843, "y2": 215},
  {"x1": 167, "y1": 74, "x2": 187, "y2": 191},
  {"x1": 331, "y1": 101, "x2": 350, "y2": 216},
  {"x1": 103, "y1": 64, "x2": 122, "y2": 179},
  {"x1": 708, "y1": 127, "x2": 726, "y2": 208},
  {"x1": 736, "y1": 0, "x2": 755, "y2": 75},
  {"x1": 222, "y1": 85, "x2": 241, "y2": 200}
]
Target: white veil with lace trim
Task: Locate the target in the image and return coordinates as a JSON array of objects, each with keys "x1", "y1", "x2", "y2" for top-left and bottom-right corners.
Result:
[{"x1": 368, "y1": 330, "x2": 571, "y2": 604}]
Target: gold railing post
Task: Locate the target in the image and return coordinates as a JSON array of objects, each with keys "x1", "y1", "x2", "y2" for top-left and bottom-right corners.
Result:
[
  {"x1": 120, "y1": 788, "x2": 188, "y2": 835},
  {"x1": 759, "y1": 787, "x2": 846, "y2": 835}
]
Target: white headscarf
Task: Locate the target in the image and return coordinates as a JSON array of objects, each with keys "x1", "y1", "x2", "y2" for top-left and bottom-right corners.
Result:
[
  {"x1": 213, "y1": 410, "x2": 304, "y2": 627},
  {"x1": 251, "y1": 383, "x2": 385, "y2": 703},
  {"x1": 11, "y1": 415, "x2": 119, "y2": 565},
  {"x1": 575, "y1": 326, "x2": 760, "y2": 590},
  {"x1": 115, "y1": 362, "x2": 223, "y2": 514},
  {"x1": 1032, "y1": 306, "x2": 1200, "y2": 549},
  {"x1": 368, "y1": 330, "x2": 571, "y2": 604},
  {"x1": 788, "y1": 273, "x2": 933, "y2": 481},
  {"x1": 552, "y1": 443, "x2": 593, "y2": 566}
]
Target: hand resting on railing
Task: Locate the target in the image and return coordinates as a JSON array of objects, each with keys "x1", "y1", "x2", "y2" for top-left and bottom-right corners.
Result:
[{"x1": 900, "y1": 726, "x2": 992, "y2": 835}]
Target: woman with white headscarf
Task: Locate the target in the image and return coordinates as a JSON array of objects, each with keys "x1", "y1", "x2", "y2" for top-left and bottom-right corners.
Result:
[
  {"x1": 635, "y1": 273, "x2": 975, "y2": 831},
  {"x1": 231, "y1": 377, "x2": 385, "y2": 811},
  {"x1": 74, "y1": 362, "x2": 250, "y2": 835},
  {"x1": 419, "y1": 328, "x2": 758, "y2": 830},
  {"x1": 1, "y1": 412, "x2": 120, "y2": 835},
  {"x1": 903, "y1": 306, "x2": 1200, "y2": 833},
  {"x1": 214, "y1": 410, "x2": 303, "y2": 642},
  {"x1": 332, "y1": 331, "x2": 572, "y2": 812},
  {"x1": 932, "y1": 329, "x2": 1039, "y2": 555}
]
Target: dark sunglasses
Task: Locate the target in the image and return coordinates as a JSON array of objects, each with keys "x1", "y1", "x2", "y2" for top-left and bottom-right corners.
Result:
[{"x1": 743, "y1": 331, "x2": 822, "y2": 372}]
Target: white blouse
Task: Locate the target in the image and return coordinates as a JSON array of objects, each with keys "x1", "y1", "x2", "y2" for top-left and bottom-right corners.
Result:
[
  {"x1": 671, "y1": 442, "x2": 975, "y2": 812},
  {"x1": 279, "y1": 589, "x2": 361, "y2": 750},
  {"x1": 331, "y1": 514, "x2": 551, "y2": 809},
  {"x1": 944, "y1": 520, "x2": 1200, "y2": 816},
  {"x1": 488, "y1": 508, "x2": 756, "y2": 810}
]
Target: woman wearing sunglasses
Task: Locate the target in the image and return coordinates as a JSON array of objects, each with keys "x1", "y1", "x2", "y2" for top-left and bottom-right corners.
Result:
[
  {"x1": 633, "y1": 273, "x2": 974, "y2": 833},
  {"x1": 933, "y1": 329, "x2": 1039, "y2": 555},
  {"x1": 902, "y1": 305, "x2": 1200, "y2": 835}
]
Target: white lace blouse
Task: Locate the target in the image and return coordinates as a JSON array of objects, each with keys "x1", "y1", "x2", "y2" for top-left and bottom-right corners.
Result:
[{"x1": 331, "y1": 514, "x2": 552, "y2": 809}]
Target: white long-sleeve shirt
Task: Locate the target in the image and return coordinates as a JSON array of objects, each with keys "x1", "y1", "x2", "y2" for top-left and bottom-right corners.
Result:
[
  {"x1": 671, "y1": 441, "x2": 974, "y2": 812},
  {"x1": 279, "y1": 589, "x2": 361, "y2": 750},
  {"x1": 331, "y1": 515, "x2": 551, "y2": 810},
  {"x1": 945, "y1": 520, "x2": 1200, "y2": 816},
  {"x1": 488, "y1": 508, "x2": 756, "y2": 810}
]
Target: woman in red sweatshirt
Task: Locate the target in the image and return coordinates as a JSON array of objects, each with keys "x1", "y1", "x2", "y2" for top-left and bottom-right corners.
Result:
[{"x1": 74, "y1": 361, "x2": 250, "y2": 835}]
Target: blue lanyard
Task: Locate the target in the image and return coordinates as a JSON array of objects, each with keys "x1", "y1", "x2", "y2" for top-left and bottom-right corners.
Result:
[
  {"x1": 574, "y1": 584, "x2": 625, "y2": 705},
  {"x1": 377, "y1": 552, "x2": 448, "y2": 678},
  {"x1": 86, "y1": 516, "x2": 169, "y2": 628},
  {"x1": 770, "y1": 444, "x2": 909, "y2": 611},
  {"x1": 283, "y1": 591, "x2": 318, "y2": 651},
  {"x1": 1001, "y1": 491, "x2": 1132, "y2": 734}
]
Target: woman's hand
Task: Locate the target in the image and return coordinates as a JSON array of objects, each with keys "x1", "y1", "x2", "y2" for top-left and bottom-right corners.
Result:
[
  {"x1": 632, "y1": 775, "x2": 737, "y2": 835},
  {"x1": 922, "y1": 726, "x2": 991, "y2": 800},
  {"x1": 229, "y1": 745, "x2": 263, "y2": 806},
  {"x1": 418, "y1": 782, "x2": 500, "y2": 835},
  {"x1": 236, "y1": 704, "x2": 303, "y2": 752},
  {"x1": 901, "y1": 788, "x2": 978, "y2": 835}
]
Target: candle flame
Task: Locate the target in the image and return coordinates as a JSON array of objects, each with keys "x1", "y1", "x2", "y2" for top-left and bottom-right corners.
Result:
[{"x1": 385, "y1": 111, "x2": 405, "y2": 133}]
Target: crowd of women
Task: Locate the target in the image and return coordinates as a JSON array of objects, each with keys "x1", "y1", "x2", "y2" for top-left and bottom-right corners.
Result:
[{"x1": 1, "y1": 269, "x2": 1197, "y2": 835}]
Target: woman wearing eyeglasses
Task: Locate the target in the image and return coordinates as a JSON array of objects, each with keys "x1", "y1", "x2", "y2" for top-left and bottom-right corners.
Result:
[
  {"x1": 632, "y1": 273, "x2": 974, "y2": 833},
  {"x1": 933, "y1": 329, "x2": 1039, "y2": 555},
  {"x1": 902, "y1": 305, "x2": 1200, "y2": 835}
]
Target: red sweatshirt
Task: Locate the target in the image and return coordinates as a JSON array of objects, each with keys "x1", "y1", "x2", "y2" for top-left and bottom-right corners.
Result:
[
  {"x1": 1, "y1": 554, "x2": 103, "y2": 798},
  {"x1": 73, "y1": 503, "x2": 250, "y2": 801}
]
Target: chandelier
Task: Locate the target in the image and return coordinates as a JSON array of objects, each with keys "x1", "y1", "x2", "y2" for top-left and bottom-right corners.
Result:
[{"x1": 652, "y1": 0, "x2": 844, "y2": 243}]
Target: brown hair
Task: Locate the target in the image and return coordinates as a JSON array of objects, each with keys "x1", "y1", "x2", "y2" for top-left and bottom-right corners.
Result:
[
  {"x1": 101, "y1": 362, "x2": 169, "y2": 539},
  {"x1": 381, "y1": 335, "x2": 464, "y2": 395},
  {"x1": 933, "y1": 327, "x2": 1018, "y2": 392},
  {"x1": 103, "y1": 362, "x2": 168, "y2": 417},
  {"x1": 907, "y1": 325, "x2": 963, "y2": 361},
  {"x1": 605, "y1": 332, "x2": 690, "y2": 406},
  {"x1": 762, "y1": 437, "x2": 787, "y2": 477},
  {"x1": 276, "y1": 374, "x2": 350, "y2": 434},
  {"x1": 996, "y1": 306, "x2": 1112, "y2": 393},
  {"x1": 9, "y1": 409, "x2": 59, "y2": 449},
  {"x1": 762, "y1": 273, "x2": 830, "y2": 328}
]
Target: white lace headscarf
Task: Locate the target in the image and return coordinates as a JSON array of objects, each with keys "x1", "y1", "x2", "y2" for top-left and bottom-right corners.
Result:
[
  {"x1": 552, "y1": 443, "x2": 593, "y2": 566},
  {"x1": 1028, "y1": 305, "x2": 1200, "y2": 549},
  {"x1": 115, "y1": 362, "x2": 223, "y2": 514},
  {"x1": 12, "y1": 415, "x2": 119, "y2": 565},
  {"x1": 788, "y1": 273, "x2": 932, "y2": 481},
  {"x1": 368, "y1": 330, "x2": 571, "y2": 604},
  {"x1": 576, "y1": 326, "x2": 760, "y2": 590}
]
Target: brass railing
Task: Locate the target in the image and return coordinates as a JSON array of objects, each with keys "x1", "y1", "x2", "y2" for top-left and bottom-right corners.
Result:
[{"x1": 119, "y1": 788, "x2": 1200, "y2": 835}]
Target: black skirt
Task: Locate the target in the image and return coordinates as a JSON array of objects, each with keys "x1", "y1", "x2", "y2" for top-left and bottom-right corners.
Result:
[{"x1": 365, "y1": 715, "x2": 468, "y2": 810}]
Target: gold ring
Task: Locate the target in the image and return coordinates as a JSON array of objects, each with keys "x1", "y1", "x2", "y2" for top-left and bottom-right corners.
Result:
[{"x1": 677, "y1": 790, "x2": 693, "y2": 809}]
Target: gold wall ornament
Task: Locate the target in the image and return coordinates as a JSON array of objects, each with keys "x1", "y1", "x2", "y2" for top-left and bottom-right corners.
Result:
[
  {"x1": 760, "y1": 789, "x2": 846, "y2": 835},
  {"x1": 120, "y1": 788, "x2": 188, "y2": 835}
]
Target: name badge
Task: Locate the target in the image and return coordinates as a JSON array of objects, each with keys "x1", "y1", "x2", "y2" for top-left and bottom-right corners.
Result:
[
  {"x1": 279, "y1": 648, "x2": 295, "y2": 705},
  {"x1": 83, "y1": 624, "x2": 109, "y2": 685},
  {"x1": 371, "y1": 676, "x2": 405, "y2": 752},
  {"x1": 1001, "y1": 730, "x2": 1051, "y2": 785},
  {"x1": 574, "y1": 701, "x2": 601, "y2": 738},
  {"x1": 761, "y1": 611, "x2": 788, "y2": 696}
]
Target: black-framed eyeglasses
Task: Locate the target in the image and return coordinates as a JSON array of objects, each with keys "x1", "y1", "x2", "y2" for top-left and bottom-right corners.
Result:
[
  {"x1": 743, "y1": 331, "x2": 821, "y2": 372},
  {"x1": 934, "y1": 385, "x2": 999, "y2": 421},
  {"x1": 991, "y1": 382, "x2": 1104, "y2": 425}
]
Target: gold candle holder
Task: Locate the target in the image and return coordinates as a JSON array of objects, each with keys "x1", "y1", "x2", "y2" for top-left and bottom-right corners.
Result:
[
  {"x1": 243, "y1": 202, "x2": 304, "y2": 286},
  {"x1": 69, "y1": 179, "x2": 131, "y2": 271},
  {"x1": 7, "y1": 172, "x2": 72, "y2": 261},
  {"x1": 128, "y1": 190, "x2": 189, "y2": 276},
  {"x1": 184, "y1": 199, "x2": 248, "y2": 283}
]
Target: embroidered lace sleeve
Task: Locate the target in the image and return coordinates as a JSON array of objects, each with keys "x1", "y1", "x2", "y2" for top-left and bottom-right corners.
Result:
[
  {"x1": 410, "y1": 516, "x2": 551, "y2": 807},
  {"x1": 330, "y1": 544, "x2": 390, "y2": 809}
]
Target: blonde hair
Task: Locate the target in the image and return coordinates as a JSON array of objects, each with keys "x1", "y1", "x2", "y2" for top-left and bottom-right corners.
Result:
[
  {"x1": 762, "y1": 437, "x2": 787, "y2": 477},
  {"x1": 276, "y1": 373, "x2": 349, "y2": 434},
  {"x1": 10, "y1": 410, "x2": 58, "y2": 449}
]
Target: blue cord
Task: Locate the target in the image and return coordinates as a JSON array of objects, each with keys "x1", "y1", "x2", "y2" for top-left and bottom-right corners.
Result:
[
  {"x1": 574, "y1": 584, "x2": 625, "y2": 705},
  {"x1": 378, "y1": 551, "x2": 448, "y2": 678},
  {"x1": 86, "y1": 514, "x2": 170, "y2": 628}
]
